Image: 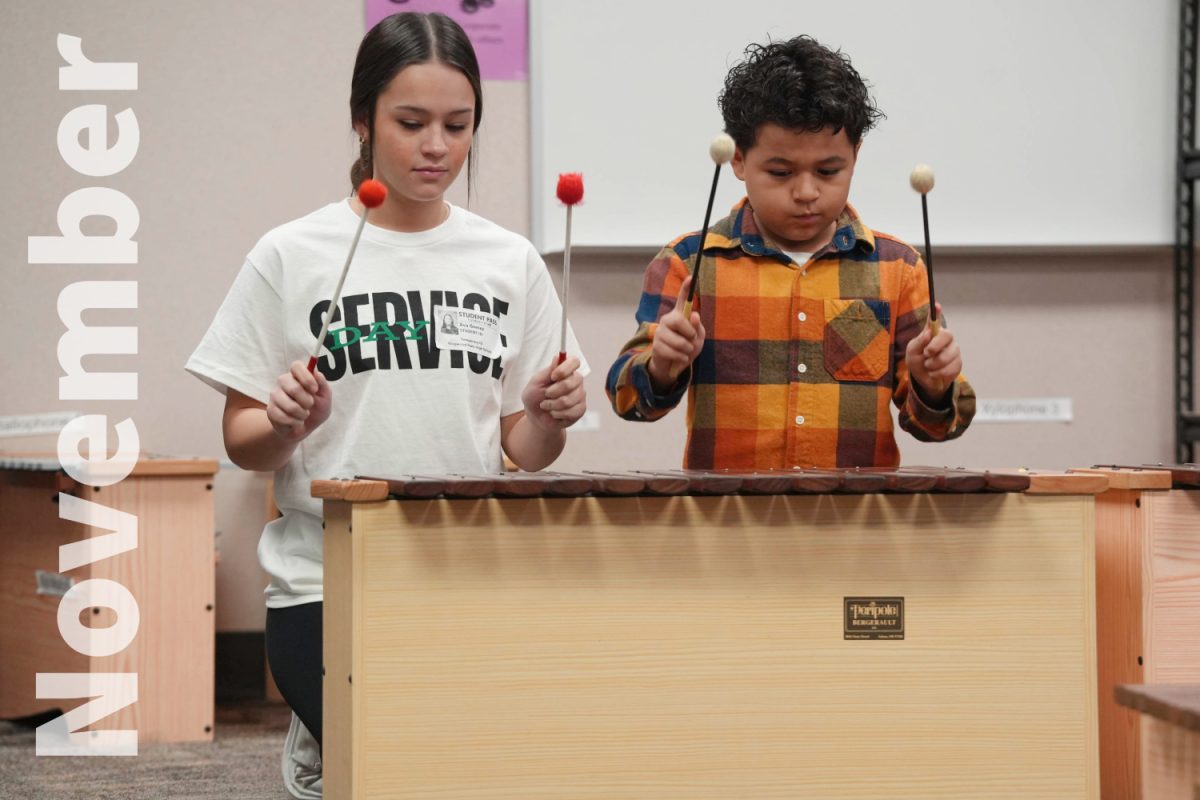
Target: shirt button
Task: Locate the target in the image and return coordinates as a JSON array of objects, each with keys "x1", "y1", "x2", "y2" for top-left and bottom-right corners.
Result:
[
  {"x1": 797, "y1": 312, "x2": 807, "y2": 322},
  {"x1": 797, "y1": 364, "x2": 807, "y2": 374},
  {"x1": 795, "y1": 415, "x2": 805, "y2": 426}
]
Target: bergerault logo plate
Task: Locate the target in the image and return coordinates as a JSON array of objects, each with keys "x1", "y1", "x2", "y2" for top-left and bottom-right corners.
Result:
[{"x1": 844, "y1": 597, "x2": 904, "y2": 640}]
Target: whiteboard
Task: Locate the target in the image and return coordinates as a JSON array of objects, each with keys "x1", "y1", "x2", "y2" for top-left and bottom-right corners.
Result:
[{"x1": 530, "y1": 0, "x2": 1177, "y2": 252}]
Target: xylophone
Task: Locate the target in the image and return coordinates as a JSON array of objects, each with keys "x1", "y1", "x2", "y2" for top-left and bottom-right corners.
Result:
[
  {"x1": 0, "y1": 454, "x2": 218, "y2": 743},
  {"x1": 1114, "y1": 683, "x2": 1200, "y2": 800},
  {"x1": 1079, "y1": 464, "x2": 1200, "y2": 800},
  {"x1": 314, "y1": 467, "x2": 1105, "y2": 799}
]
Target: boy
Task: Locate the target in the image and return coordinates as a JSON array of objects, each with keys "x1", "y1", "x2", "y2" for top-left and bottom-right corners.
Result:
[{"x1": 606, "y1": 36, "x2": 975, "y2": 469}]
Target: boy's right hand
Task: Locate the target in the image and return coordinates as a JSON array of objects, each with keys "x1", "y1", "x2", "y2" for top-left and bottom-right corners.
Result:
[
  {"x1": 647, "y1": 276, "x2": 706, "y2": 394},
  {"x1": 267, "y1": 360, "x2": 333, "y2": 440}
]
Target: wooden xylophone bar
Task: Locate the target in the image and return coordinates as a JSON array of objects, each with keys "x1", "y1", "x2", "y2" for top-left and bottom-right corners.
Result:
[{"x1": 1092, "y1": 462, "x2": 1200, "y2": 488}]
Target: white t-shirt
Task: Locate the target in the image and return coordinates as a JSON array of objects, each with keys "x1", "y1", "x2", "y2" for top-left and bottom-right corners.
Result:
[
  {"x1": 782, "y1": 249, "x2": 813, "y2": 267},
  {"x1": 186, "y1": 199, "x2": 587, "y2": 608}
]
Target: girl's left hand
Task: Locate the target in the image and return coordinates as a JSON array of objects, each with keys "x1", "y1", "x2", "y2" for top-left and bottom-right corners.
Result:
[{"x1": 522, "y1": 356, "x2": 586, "y2": 431}]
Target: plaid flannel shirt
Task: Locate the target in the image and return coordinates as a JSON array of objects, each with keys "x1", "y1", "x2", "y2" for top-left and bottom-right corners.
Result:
[{"x1": 605, "y1": 198, "x2": 975, "y2": 469}]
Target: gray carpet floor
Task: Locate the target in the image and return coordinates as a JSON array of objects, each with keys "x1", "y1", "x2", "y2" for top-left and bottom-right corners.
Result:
[{"x1": 0, "y1": 701, "x2": 295, "y2": 799}]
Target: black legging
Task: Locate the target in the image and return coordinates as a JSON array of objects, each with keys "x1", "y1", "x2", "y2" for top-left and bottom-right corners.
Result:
[{"x1": 266, "y1": 602, "x2": 323, "y2": 746}]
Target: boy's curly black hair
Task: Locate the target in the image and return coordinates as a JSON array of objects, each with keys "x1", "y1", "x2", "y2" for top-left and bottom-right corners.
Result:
[{"x1": 719, "y1": 36, "x2": 884, "y2": 152}]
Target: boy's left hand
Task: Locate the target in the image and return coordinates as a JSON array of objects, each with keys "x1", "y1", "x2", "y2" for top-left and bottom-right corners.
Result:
[
  {"x1": 522, "y1": 356, "x2": 587, "y2": 431},
  {"x1": 905, "y1": 303, "x2": 962, "y2": 407}
]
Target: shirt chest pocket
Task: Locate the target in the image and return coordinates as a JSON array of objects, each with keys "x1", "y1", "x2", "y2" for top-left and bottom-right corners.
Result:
[{"x1": 822, "y1": 298, "x2": 892, "y2": 383}]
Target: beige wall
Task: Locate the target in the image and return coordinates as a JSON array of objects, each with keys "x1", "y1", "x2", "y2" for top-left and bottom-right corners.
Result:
[{"x1": 0, "y1": 1, "x2": 1181, "y2": 632}]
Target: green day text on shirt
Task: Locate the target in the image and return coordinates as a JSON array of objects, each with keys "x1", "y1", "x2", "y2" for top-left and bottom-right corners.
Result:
[{"x1": 310, "y1": 289, "x2": 511, "y2": 380}]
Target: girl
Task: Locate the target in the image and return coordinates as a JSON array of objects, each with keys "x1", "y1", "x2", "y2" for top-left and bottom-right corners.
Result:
[{"x1": 186, "y1": 12, "x2": 587, "y2": 796}]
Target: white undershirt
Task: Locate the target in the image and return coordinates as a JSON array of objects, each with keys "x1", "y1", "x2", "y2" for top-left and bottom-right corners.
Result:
[{"x1": 782, "y1": 250, "x2": 813, "y2": 268}]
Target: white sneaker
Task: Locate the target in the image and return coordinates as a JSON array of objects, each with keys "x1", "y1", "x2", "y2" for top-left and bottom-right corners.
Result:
[{"x1": 282, "y1": 711, "x2": 323, "y2": 799}]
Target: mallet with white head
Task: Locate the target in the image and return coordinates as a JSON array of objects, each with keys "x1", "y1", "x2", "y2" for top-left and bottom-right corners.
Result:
[
  {"x1": 307, "y1": 178, "x2": 387, "y2": 373},
  {"x1": 683, "y1": 134, "x2": 736, "y2": 318},
  {"x1": 909, "y1": 163, "x2": 940, "y2": 334}
]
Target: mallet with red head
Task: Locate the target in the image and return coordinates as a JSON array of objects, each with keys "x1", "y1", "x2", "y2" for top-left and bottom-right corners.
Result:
[
  {"x1": 555, "y1": 172, "x2": 584, "y2": 366},
  {"x1": 307, "y1": 179, "x2": 387, "y2": 373}
]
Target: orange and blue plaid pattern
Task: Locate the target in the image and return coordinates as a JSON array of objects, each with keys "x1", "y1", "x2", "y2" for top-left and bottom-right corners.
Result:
[{"x1": 605, "y1": 198, "x2": 975, "y2": 469}]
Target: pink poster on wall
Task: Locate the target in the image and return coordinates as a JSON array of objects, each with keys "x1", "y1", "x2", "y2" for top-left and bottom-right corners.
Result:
[{"x1": 364, "y1": 0, "x2": 528, "y2": 81}]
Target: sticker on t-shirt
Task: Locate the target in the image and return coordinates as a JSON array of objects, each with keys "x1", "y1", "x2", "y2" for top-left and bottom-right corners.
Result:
[{"x1": 434, "y1": 307, "x2": 503, "y2": 358}]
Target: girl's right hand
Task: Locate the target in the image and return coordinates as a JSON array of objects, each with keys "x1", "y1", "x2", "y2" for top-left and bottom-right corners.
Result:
[{"x1": 267, "y1": 360, "x2": 333, "y2": 440}]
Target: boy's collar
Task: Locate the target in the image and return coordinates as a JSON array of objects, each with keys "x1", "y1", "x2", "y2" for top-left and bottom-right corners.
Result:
[
  {"x1": 829, "y1": 204, "x2": 876, "y2": 254},
  {"x1": 726, "y1": 198, "x2": 876, "y2": 260}
]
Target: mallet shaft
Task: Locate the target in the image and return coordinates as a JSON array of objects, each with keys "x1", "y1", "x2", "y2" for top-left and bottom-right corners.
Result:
[
  {"x1": 308, "y1": 205, "x2": 370, "y2": 373},
  {"x1": 557, "y1": 204, "x2": 573, "y2": 366},
  {"x1": 920, "y1": 192, "x2": 939, "y2": 331},
  {"x1": 683, "y1": 162, "x2": 722, "y2": 318}
]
